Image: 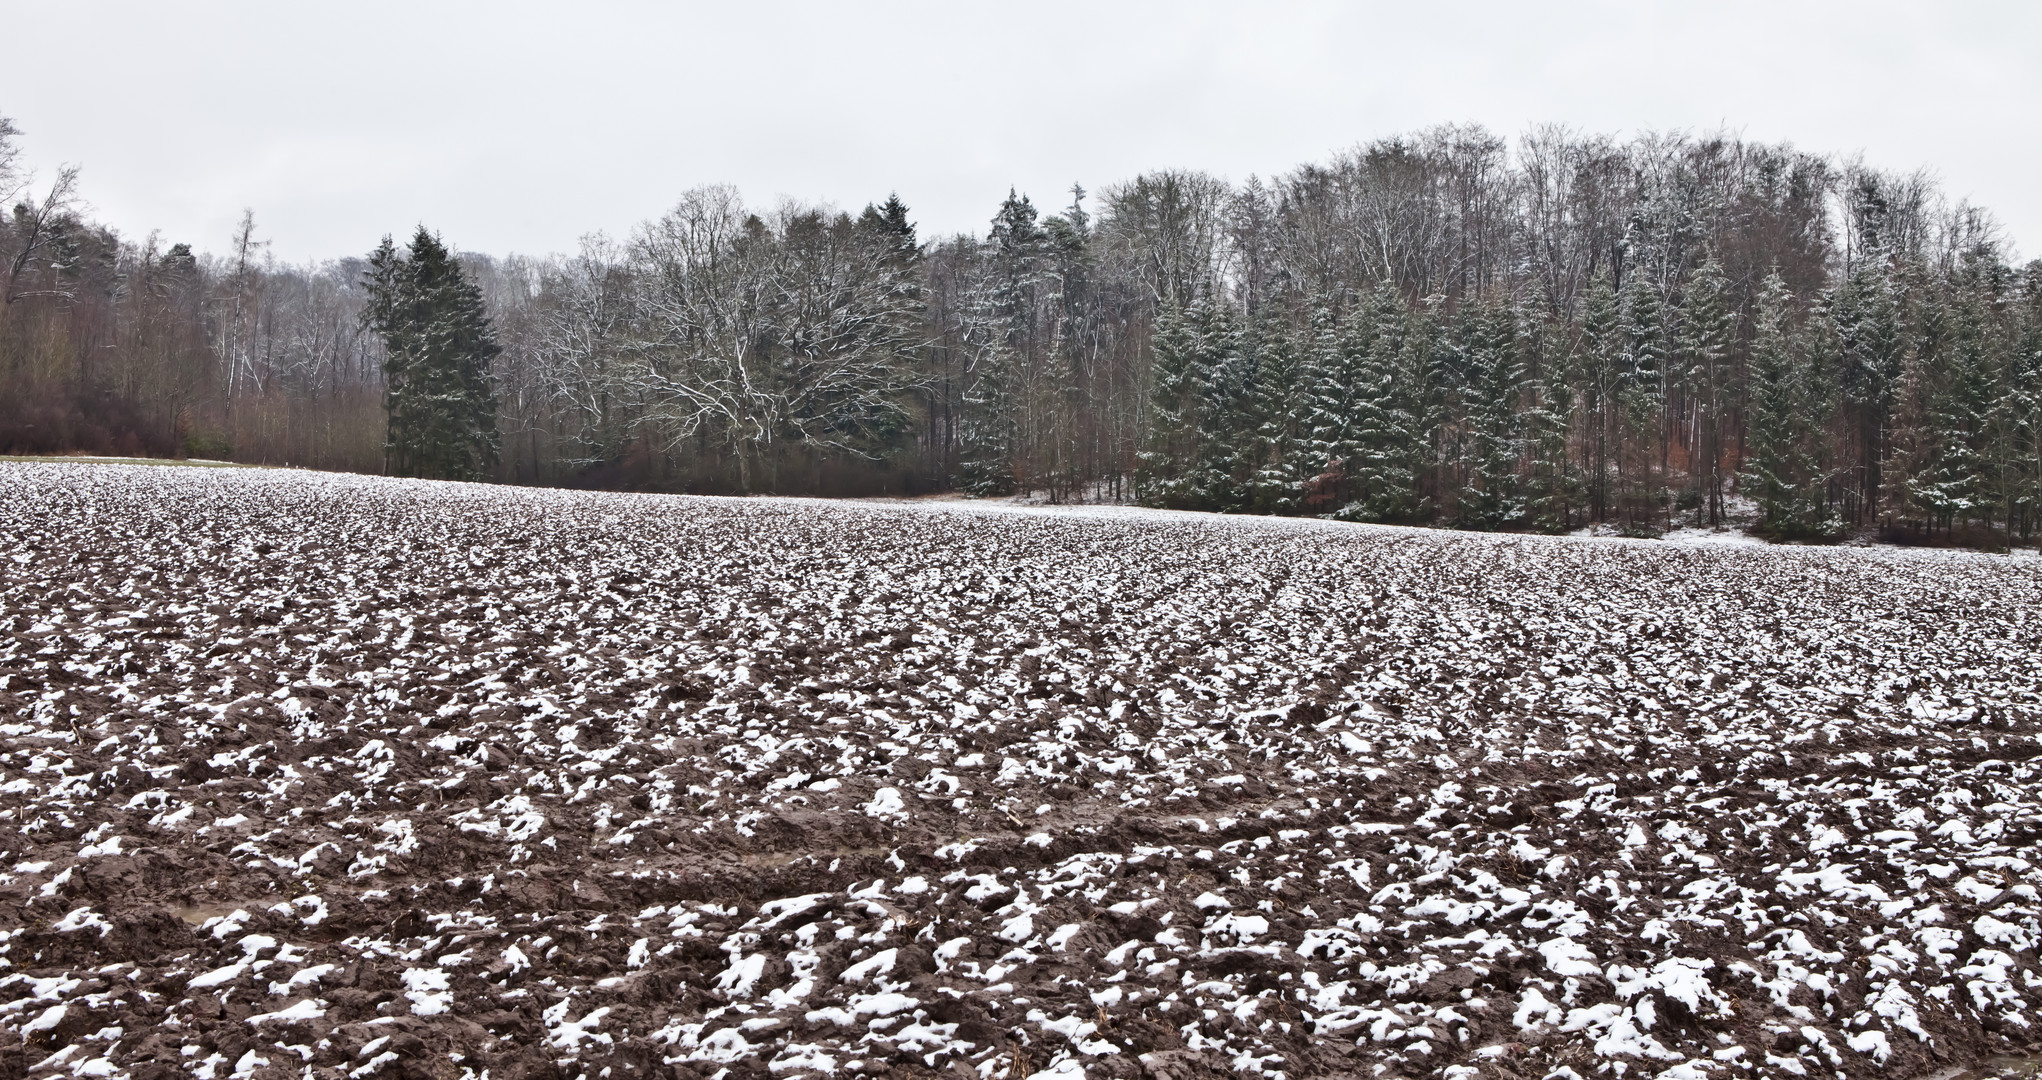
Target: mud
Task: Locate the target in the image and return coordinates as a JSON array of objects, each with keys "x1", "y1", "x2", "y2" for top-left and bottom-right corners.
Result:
[{"x1": 2, "y1": 463, "x2": 2041, "y2": 1080}]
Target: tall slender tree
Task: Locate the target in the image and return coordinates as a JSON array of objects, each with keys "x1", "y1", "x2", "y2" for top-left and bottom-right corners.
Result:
[
  {"x1": 1677, "y1": 256, "x2": 1735, "y2": 524},
  {"x1": 1742, "y1": 271, "x2": 1831, "y2": 536}
]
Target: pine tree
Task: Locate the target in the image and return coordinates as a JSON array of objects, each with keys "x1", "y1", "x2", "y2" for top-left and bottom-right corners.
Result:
[
  {"x1": 364, "y1": 228, "x2": 501, "y2": 481},
  {"x1": 1135, "y1": 302, "x2": 1202, "y2": 508},
  {"x1": 1618, "y1": 271, "x2": 1668, "y2": 532},
  {"x1": 1524, "y1": 314, "x2": 1585, "y2": 532},
  {"x1": 1336, "y1": 285, "x2": 1426, "y2": 522},
  {"x1": 1295, "y1": 302, "x2": 1356, "y2": 514},
  {"x1": 1454, "y1": 303, "x2": 1526, "y2": 528},
  {"x1": 1742, "y1": 271, "x2": 1831, "y2": 537},
  {"x1": 1245, "y1": 314, "x2": 1306, "y2": 514},
  {"x1": 1576, "y1": 271, "x2": 1622, "y2": 524}
]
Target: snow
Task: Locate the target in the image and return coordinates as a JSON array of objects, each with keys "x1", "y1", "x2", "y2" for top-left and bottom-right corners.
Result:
[
  {"x1": 1539, "y1": 937, "x2": 1601, "y2": 978},
  {"x1": 3, "y1": 461, "x2": 2042, "y2": 1078},
  {"x1": 246, "y1": 998, "x2": 326, "y2": 1025},
  {"x1": 838, "y1": 948, "x2": 897, "y2": 984},
  {"x1": 861, "y1": 786, "x2": 906, "y2": 818},
  {"x1": 399, "y1": 967, "x2": 452, "y2": 1015}
]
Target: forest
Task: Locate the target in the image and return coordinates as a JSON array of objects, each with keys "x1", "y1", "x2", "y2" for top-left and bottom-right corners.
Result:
[{"x1": 3, "y1": 117, "x2": 2037, "y2": 544}]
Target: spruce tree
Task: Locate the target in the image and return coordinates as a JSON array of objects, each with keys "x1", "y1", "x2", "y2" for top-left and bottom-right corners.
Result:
[
  {"x1": 957, "y1": 341, "x2": 1020, "y2": 495},
  {"x1": 858, "y1": 193, "x2": 919, "y2": 264},
  {"x1": 1576, "y1": 271, "x2": 1622, "y2": 524},
  {"x1": 1913, "y1": 266, "x2": 1994, "y2": 535},
  {"x1": 1833, "y1": 265, "x2": 1902, "y2": 524},
  {"x1": 2013, "y1": 264, "x2": 2042, "y2": 546},
  {"x1": 1135, "y1": 302, "x2": 1202, "y2": 508},
  {"x1": 1456, "y1": 302, "x2": 1526, "y2": 529},
  {"x1": 1406, "y1": 297, "x2": 1453, "y2": 521},
  {"x1": 1337, "y1": 286, "x2": 1426, "y2": 522},
  {"x1": 1043, "y1": 187, "x2": 1094, "y2": 503},
  {"x1": 1296, "y1": 302, "x2": 1357, "y2": 513},
  {"x1": 958, "y1": 192, "x2": 1047, "y2": 495},
  {"x1": 1524, "y1": 315, "x2": 1585, "y2": 532},
  {"x1": 1742, "y1": 271, "x2": 1831, "y2": 537},
  {"x1": 1193, "y1": 303, "x2": 1256, "y2": 512},
  {"x1": 978, "y1": 190, "x2": 1050, "y2": 493},
  {"x1": 364, "y1": 228, "x2": 501, "y2": 481},
  {"x1": 1245, "y1": 315, "x2": 1305, "y2": 515},
  {"x1": 1968, "y1": 259, "x2": 2026, "y2": 542},
  {"x1": 1618, "y1": 272, "x2": 1668, "y2": 532}
]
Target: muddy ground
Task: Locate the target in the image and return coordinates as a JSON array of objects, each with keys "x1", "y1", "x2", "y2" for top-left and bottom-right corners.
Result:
[{"x1": 3, "y1": 462, "x2": 2041, "y2": 1080}]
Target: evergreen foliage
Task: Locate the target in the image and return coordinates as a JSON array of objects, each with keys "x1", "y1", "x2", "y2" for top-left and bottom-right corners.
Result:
[
  {"x1": 11, "y1": 116, "x2": 2042, "y2": 548},
  {"x1": 1742, "y1": 272, "x2": 1832, "y2": 536},
  {"x1": 1333, "y1": 287, "x2": 1429, "y2": 522},
  {"x1": 1456, "y1": 303, "x2": 1526, "y2": 529},
  {"x1": 364, "y1": 228, "x2": 501, "y2": 481},
  {"x1": 1134, "y1": 303, "x2": 1200, "y2": 507},
  {"x1": 1575, "y1": 272, "x2": 1623, "y2": 523},
  {"x1": 1677, "y1": 257, "x2": 1735, "y2": 524},
  {"x1": 1523, "y1": 314, "x2": 1585, "y2": 532}
]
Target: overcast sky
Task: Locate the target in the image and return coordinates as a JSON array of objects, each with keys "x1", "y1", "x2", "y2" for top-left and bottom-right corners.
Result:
[{"x1": 5, "y1": 0, "x2": 2038, "y2": 264}]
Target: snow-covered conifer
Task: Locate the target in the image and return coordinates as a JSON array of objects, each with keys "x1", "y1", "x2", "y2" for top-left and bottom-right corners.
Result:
[{"x1": 364, "y1": 228, "x2": 502, "y2": 481}]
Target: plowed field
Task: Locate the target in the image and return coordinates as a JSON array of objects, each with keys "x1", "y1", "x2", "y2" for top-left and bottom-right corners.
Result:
[{"x1": 3, "y1": 463, "x2": 2041, "y2": 1080}]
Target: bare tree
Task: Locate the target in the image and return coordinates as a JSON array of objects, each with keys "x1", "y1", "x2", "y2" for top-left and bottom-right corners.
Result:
[
  {"x1": 628, "y1": 188, "x2": 921, "y2": 491},
  {"x1": 0, "y1": 115, "x2": 24, "y2": 206},
  {"x1": 4, "y1": 164, "x2": 81, "y2": 305},
  {"x1": 1097, "y1": 171, "x2": 1230, "y2": 308}
]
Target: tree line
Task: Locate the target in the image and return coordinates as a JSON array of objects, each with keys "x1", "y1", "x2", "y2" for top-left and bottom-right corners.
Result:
[{"x1": 3, "y1": 118, "x2": 2038, "y2": 544}]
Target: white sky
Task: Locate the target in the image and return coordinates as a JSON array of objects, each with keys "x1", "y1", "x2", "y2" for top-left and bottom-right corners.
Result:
[{"x1": 5, "y1": 0, "x2": 2038, "y2": 264}]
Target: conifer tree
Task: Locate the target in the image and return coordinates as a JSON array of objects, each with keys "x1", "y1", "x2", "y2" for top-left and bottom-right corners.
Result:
[
  {"x1": 1833, "y1": 265, "x2": 1902, "y2": 524},
  {"x1": 1245, "y1": 315, "x2": 1306, "y2": 514},
  {"x1": 1406, "y1": 297, "x2": 1453, "y2": 520},
  {"x1": 364, "y1": 228, "x2": 501, "y2": 481},
  {"x1": 1457, "y1": 302, "x2": 1526, "y2": 529},
  {"x1": 957, "y1": 341, "x2": 1020, "y2": 495},
  {"x1": 1575, "y1": 272, "x2": 1622, "y2": 523},
  {"x1": 2012, "y1": 264, "x2": 2042, "y2": 546},
  {"x1": 1188, "y1": 302, "x2": 1249, "y2": 510},
  {"x1": 1742, "y1": 271, "x2": 1831, "y2": 536},
  {"x1": 1295, "y1": 303, "x2": 1357, "y2": 513},
  {"x1": 1524, "y1": 316, "x2": 1585, "y2": 532},
  {"x1": 1912, "y1": 266, "x2": 1994, "y2": 534},
  {"x1": 959, "y1": 192, "x2": 1048, "y2": 494},
  {"x1": 857, "y1": 194, "x2": 919, "y2": 264},
  {"x1": 1618, "y1": 272, "x2": 1668, "y2": 531},
  {"x1": 1043, "y1": 187, "x2": 1096, "y2": 502},
  {"x1": 1337, "y1": 286, "x2": 1427, "y2": 522},
  {"x1": 1135, "y1": 302, "x2": 1202, "y2": 508}
]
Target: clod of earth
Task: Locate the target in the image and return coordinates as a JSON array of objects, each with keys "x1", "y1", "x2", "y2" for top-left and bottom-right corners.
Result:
[{"x1": 2, "y1": 462, "x2": 2041, "y2": 1080}]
